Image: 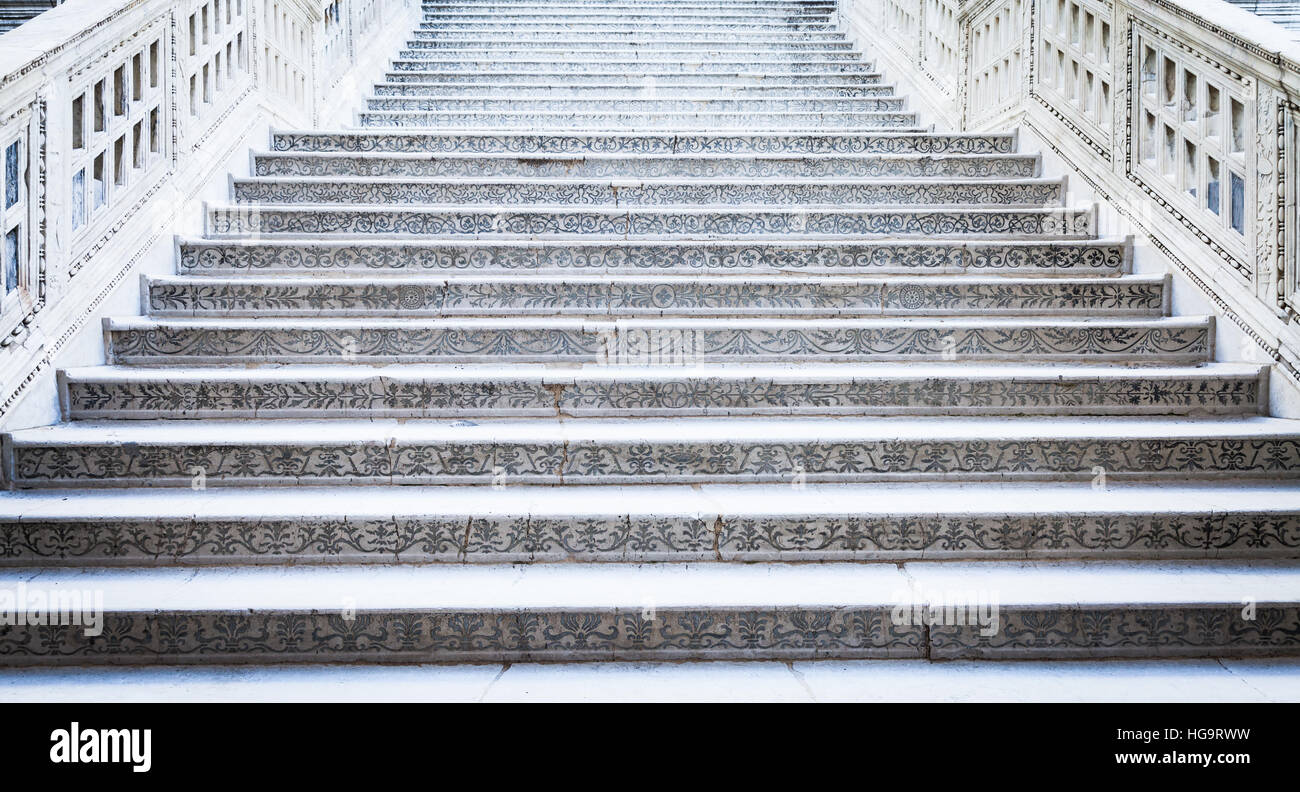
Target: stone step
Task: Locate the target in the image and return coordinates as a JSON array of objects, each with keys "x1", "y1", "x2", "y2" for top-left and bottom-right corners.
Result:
[
  {"x1": 362, "y1": 96, "x2": 905, "y2": 114},
  {"x1": 380, "y1": 71, "x2": 885, "y2": 86},
  {"x1": 5, "y1": 415, "x2": 1298, "y2": 487},
  {"x1": 420, "y1": 20, "x2": 836, "y2": 31},
  {"x1": 415, "y1": 0, "x2": 841, "y2": 5},
  {"x1": 269, "y1": 130, "x2": 1012, "y2": 155},
  {"x1": 59, "y1": 362, "x2": 1264, "y2": 421},
  {"x1": 418, "y1": 4, "x2": 835, "y2": 11},
  {"x1": 417, "y1": 11, "x2": 836, "y2": 21},
  {"x1": 417, "y1": 3, "x2": 838, "y2": 11},
  {"x1": 102, "y1": 315, "x2": 1208, "y2": 365},
  {"x1": 2, "y1": 560, "x2": 1295, "y2": 662},
  {"x1": 357, "y1": 109, "x2": 919, "y2": 130},
  {"x1": 399, "y1": 51, "x2": 865, "y2": 64},
  {"x1": 142, "y1": 273, "x2": 1164, "y2": 318},
  {"x1": 403, "y1": 38, "x2": 857, "y2": 51},
  {"x1": 0, "y1": 482, "x2": 1290, "y2": 564},
  {"x1": 418, "y1": 18, "x2": 832, "y2": 28},
  {"x1": 416, "y1": 21, "x2": 839, "y2": 32},
  {"x1": 204, "y1": 204, "x2": 1094, "y2": 239},
  {"x1": 252, "y1": 152, "x2": 1037, "y2": 180},
  {"x1": 418, "y1": 0, "x2": 841, "y2": 9},
  {"x1": 387, "y1": 59, "x2": 877, "y2": 74},
  {"x1": 372, "y1": 82, "x2": 894, "y2": 97},
  {"x1": 417, "y1": 0, "x2": 841, "y2": 4},
  {"x1": 407, "y1": 29, "x2": 849, "y2": 42},
  {"x1": 229, "y1": 177, "x2": 1064, "y2": 209},
  {"x1": 419, "y1": 5, "x2": 838, "y2": 14},
  {"x1": 177, "y1": 238, "x2": 1128, "y2": 277}
]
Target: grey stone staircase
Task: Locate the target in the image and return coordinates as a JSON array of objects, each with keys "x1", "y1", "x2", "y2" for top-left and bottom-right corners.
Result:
[{"x1": 2, "y1": 0, "x2": 1299, "y2": 665}]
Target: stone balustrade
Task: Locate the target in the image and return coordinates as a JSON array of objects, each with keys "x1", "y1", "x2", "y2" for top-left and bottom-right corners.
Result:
[
  {"x1": 842, "y1": 0, "x2": 1300, "y2": 406},
  {"x1": 0, "y1": 0, "x2": 416, "y2": 427}
]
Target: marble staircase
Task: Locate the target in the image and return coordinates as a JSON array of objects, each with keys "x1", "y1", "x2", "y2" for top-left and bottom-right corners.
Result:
[{"x1": 1, "y1": 0, "x2": 1299, "y2": 665}]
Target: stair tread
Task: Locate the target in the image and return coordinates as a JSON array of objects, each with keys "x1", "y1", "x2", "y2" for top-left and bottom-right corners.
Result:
[
  {"x1": 62, "y1": 360, "x2": 1262, "y2": 382},
  {"x1": 106, "y1": 315, "x2": 1203, "y2": 328},
  {"x1": 4, "y1": 480, "x2": 1297, "y2": 519},
  {"x1": 0, "y1": 560, "x2": 1295, "y2": 609},
  {"x1": 208, "y1": 202, "x2": 1074, "y2": 210},
  {"x1": 256, "y1": 153, "x2": 1018, "y2": 161},
  {"x1": 235, "y1": 176, "x2": 1058, "y2": 186},
  {"x1": 146, "y1": 272, "x2": 1153, "y2": 285},
  {"x1": 181, "y1": 236, "x2": 1115, "y2": 247}
]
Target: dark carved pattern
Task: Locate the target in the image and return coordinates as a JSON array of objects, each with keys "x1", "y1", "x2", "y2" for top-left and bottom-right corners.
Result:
[
  {"x1": 0, "y1": 604, "x2": 1293, "y2": 663},
  {"x1": 207, "y1": 206, "x2": 1094, "y2": 237},
  {"x1": 254, "y1": 153, "x2": 1038, "y2": 180},
  {"x1": 146, "y1": 277, "x2": 1160, "y2": 316},
  {"x1": 65, "y1": 372, "x2": 1257, "y2": 419},
  {"x1": 230, "y1": 178, "x2": 1063, "y2": 207},
  {"x1": 0, "y1": 607, "x2": 919, "y2": 664},
  {"x1": 0, "y1": 510, "x2": 1295, "y2": 565},
  {"x1": 178, "y1": 241, "x2": 1124, "y2": 275},
  {"x1": 270, "y1": 132, "x2": 1017, "y2": 155},
  {"x1": 106, "y1": 321, "x2": 1208, "y2": 363}
]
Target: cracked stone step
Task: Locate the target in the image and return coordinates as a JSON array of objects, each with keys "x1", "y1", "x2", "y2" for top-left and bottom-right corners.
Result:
[
  {"x1": 204, "y1": 204, "x2": 1095, "y2": 239},
  {"x1": 142, "y1": 273, "x2": 1165, "y2": 318},
  {"x1": 371, "y1": 82, "x2": 896, "y2": 97},
  {"x1": 229, "y1": 177, "x2": 1063, "y2": 208},
  {"x1": 357, "y1": 110, "x2": 919, "y2": 130},
  {"x1": 176, "y1": 238, "x2": 1128, "y2": 276},
  {"x1": 362, "y1": 96, "x2": 905, "y2": 113},
  {"x1": 2, "y1": 561, "x2": 1293, "y2": 662},
  {"x1": 252, "y1": 152, "x2": 1037, "y2": 180},
  {"x1": 268, "y1": 131, "x2": 1015, "y2": 155},
  {"x1": 59, "y1": 362, "x2": 1265, "y2": 421},
  {"x1": 102, "y1": 315, "x2": 1210, "y2": 365},
  {"x1": 5, "y1": 415, "x2": 1300, "y2": 487},
  {"x1": 0, "y1": 481, "x2": 1292, "y2": 564}
]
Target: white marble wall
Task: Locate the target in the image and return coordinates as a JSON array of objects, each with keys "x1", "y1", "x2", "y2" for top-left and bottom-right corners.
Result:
[{"x1": 842, "y1": 0, "x2": 1300, "y2": 415}]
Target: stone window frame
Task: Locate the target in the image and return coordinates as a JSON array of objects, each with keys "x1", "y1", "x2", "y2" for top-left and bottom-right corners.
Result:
[{"x1": 1130, "y1": 24, "x2": 1251, "y2": 258}]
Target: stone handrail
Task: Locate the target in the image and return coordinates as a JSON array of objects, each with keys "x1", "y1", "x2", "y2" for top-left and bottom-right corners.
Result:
[
  {"x1": 0, "y1": 0, "x2": 416, "y2": 427},
  {"x1": 841, "y1": 0, "x2": 1300, "y2": 408}
]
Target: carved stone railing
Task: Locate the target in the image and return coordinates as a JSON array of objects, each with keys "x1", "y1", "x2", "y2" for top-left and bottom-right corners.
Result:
[
  {"x1": 0, "y1": 0, "x2": 417, "y2": 427},
  {"x1": 841, "y1": 0, "x2": 1300, "y2": 410}
]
